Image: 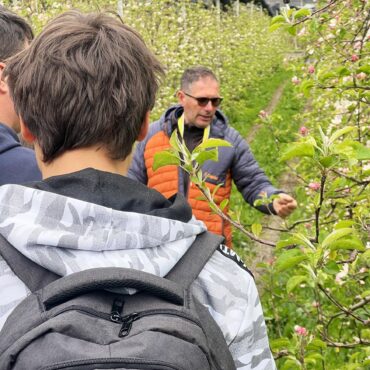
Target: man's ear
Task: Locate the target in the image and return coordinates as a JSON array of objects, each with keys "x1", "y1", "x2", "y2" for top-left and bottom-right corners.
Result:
[
  {"x1": 177, "y1": 90, "x2": 186, "y2": 105},
  {"x1": 20, "y1": 117, "x2": 36, "y2": 144},
  {"x1": 137, "y1": 111, "x2": 150, "y2": 142}
]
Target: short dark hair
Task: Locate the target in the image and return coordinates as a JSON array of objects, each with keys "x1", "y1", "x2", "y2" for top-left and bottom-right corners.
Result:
[
  {"x1": 5, "y1": 11, "x2": 164, "y2": 162},
  {"x1": 0, "y1": 5, "x2": 33, "y2": 62},
  {"x1": 180, "y1": 66, "x2": 218, "y2": 91}
]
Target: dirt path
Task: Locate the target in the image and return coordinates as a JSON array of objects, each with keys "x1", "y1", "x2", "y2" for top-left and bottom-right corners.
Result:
[
  {"x1": 244, "y1": 81, "x2": 297, "y2": 278},
  {"x1": 246, "y1": 82, "x2": 287, "y2": 145}
]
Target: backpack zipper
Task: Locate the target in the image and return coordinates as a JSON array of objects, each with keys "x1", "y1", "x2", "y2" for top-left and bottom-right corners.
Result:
[
  {"x1": 53, "y1": 306, "x2": 202, "y2": 338},
  {"x1": 41, "y1": 357, "x2": 183, "y2": 370}
]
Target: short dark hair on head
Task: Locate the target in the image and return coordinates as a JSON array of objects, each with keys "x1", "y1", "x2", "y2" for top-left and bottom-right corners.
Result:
[
  {"x1": 0, "y1": 5, "x2": 33, "y2": 62},
  {"x1": 5, "y1": 11, "x2": 164, "y2": 162},
  {"x1": 180, "y1": 66, "x2": 218, "y2": 91}
]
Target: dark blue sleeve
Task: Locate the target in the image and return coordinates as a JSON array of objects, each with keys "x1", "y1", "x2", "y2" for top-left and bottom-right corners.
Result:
[
  {"x1": 229, "y1": 128, "x2": 281, "y2": 214},
  {"x1": 127, "y1": 140, "x2": 148, "y2": 185}
]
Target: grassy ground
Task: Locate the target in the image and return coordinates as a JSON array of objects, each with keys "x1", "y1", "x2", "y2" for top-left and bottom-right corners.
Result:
[{"x1": 229, "y1": 71, "x2": 304, "y2": 263}]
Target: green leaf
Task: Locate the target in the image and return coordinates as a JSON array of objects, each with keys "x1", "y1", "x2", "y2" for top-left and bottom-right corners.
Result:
[
  {"x1": 286, "y1": 275, "x2": 307, "y2": 293},
  {"x1": 300, "y1": 80, "x2": 314, "y2": 97},
  {"x1": 329, "y1": 126, "x2": 355, "y2": 145},
  {"x1": 270, "y1": 15, "x2": 285, "y2": 25},
  {"x1": 270, "y1": 338, "x2": 290, "y2": 351},
  {"x1": 153, "y1": 151, "x2": 180, "y2": 171},
  {"x1": 329, "y1": 237, "x2": 365, "y2": 251},
  {"x1": 357, "y1": 65, "x2": 370, "y2": 74},
  {"x1": 309, "y1": 338, "x2": 327, "y2": 349},
  {"x1": 196, "y1": 138, "x2": 232, "y2": 150},
  {"x1": 351, "y1": 142, "x2": 370, "y2": 160},
  {"x1": 321, "y1": 228, "x2": 354, "y2": 248},
  {"x1": 335, "y1": 66, "x2": 351, "y2": 77},
  {"x1": 360, "y1": 290, "x2": 370, "y2": 298},
  {"x1": 251, "y1": 223, "x2": 262, "y2": 237},
  {"x1": 219, "y1": 199, "x2": 229, "y2": 211},
  {"x1": 169, "y1": 130, "x2": 181, "y2": 152},
  {"x1": 193, "y1": 149, "x2": 218, "y2": 165},
  {"x1": 269, "y1": 22, "x2": 284, "y2": 33},
  {"x1": 323, "y1": 260, "x2": 340, "y2": 275},
  {"x1": 334, "y1": 220, "x2": 355, "y2": 229},
  {"x1": 294, "y1": 8, "x2": 311, "y2": 19},
  {"x1": 319, "y1": 155, "x2": 338, "y2": 168},
  {"x1": 287, "y1": 25, "x2": 297, "y2": 36},
  {"x1": 280, "y1": 142, "x2": 315, "y2": 161},
  {"x1": 177, "y1": 113, "x2": 184, "y2": 138},
  {"x1": 275, "y1": 249, "x2": 308, "y2": 273},
  {"x1": 276, "y1": 238, "x2": 298, "y2": 250}
]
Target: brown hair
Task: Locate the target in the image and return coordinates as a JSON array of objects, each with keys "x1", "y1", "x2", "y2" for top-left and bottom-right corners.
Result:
[
  {"x1": 5, "y1": 11, "x2": 164, "y2": 162},
  {"x1": 180, "y1": 66, "x2": 218, "y2": 92},
  {"x1": 0, "y1": 5, "x2": 33, "y2": 62}
]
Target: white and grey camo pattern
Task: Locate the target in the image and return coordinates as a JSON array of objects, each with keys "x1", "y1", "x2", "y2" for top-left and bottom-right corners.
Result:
[{"x1": 0, "y1": 184, "x2": 276, "y2": 370}]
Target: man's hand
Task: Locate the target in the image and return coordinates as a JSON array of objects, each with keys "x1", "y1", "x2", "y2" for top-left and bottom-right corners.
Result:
[{"x1": 272, "y1": 193, "x2": 297, "y2": 218}]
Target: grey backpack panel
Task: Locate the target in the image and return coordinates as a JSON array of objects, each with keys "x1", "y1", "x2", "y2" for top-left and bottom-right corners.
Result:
[{"x1": 0, "y1": 232, "x2": 236, "y2": 370}]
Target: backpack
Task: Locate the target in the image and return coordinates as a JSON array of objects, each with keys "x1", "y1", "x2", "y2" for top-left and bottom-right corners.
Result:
[{"x1": 0, "y1": 231, "x2": 236, "y2": 370}]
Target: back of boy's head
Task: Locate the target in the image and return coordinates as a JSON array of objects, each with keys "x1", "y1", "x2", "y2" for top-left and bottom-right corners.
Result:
[
  {"x1": 5, "y1": 11, "x2": 164, "y2": 162},
  {"x1": 0, "y1": 5, "x2": 33, "y2": 62}
]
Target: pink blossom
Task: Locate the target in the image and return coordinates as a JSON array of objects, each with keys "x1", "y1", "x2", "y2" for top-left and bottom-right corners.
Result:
[
  {"x1": 356, "y1": 72, "x2": 367, "y2": 80},
  {"x1": 292, "y1": 76, "x2": 301, "y2": 85},
  {"x1": 299, "y1": 126, "x2": 309, "y2": 136},
  {"x1": 312, "y1": 301, "x2": 320, "y2": 308},
  {"x1": 258, "y1": 110, "x2": 268, "y2": 119},
  {"x1": 308, "y1": 65, "x2": 315, "y2": 74},
  {"x1": 304, "y1": 223, "x2": 312, "y2": 229},
  {"x1": 308, "y1": 182, "x2": 320, "y2": 191},
  {"x1": 351, "y1": 54, "x2": 359, "y2": 62},
  {"x1": 294, "y1": 325, "x2": 308, "y2": 336},
  {"x1": 354, "y1": 41, "x2": 362, "y2": 50}
]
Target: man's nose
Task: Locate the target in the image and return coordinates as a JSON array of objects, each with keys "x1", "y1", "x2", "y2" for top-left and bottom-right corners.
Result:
[{"x1": 204, "y1": 100, "x2": 214, "y2": 110}]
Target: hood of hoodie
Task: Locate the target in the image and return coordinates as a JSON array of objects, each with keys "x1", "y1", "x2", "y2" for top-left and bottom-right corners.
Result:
[
  {"x1": 0, "y1": 123, "x2": 20, "y2": 155},
  {"x1": 159, "y1": 104, "x2": 229, "y2": 139},
  {"x1": 0, "y1": 169, "x2": 206, "y2": 278}
]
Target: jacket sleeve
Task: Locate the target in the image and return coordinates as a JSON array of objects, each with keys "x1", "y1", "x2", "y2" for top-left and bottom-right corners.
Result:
[
  {"x1": 127, "y1": 140, "x2": 148, "y2": 185},
  {"x1": 228, "y1": 276, "x2": 277, "y2": 370},
  {"x1": 229, "y1": 129, "x2": 282, "y2": 214}
]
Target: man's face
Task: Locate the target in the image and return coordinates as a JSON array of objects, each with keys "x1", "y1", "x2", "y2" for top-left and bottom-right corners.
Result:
[{"x1": 178, "y1": 76, "x2": 221, "y2": 129}]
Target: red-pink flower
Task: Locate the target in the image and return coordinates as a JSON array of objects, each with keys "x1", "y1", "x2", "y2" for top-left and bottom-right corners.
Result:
[
  {"x1": 258, "y1": 110, "x2": 268, "y2": 119},
  {"x1": 308, "y1": 65, "x2": 315, "y2": 74},
  {"x1": 351, "y1": 54, "x2": 359, "y2": 62},
  {"x1": 292, "y1": 76, "x2": 301, "y2": 85},
  {"x1": 308, "y1": 182, "x2": 320, "y2": 191},
  {"x1": 294, "y1": 325, "x2": 308, "y2": 336},
  {"x1": 299, "y1": 126, "x2": 309, "y2": 136}
]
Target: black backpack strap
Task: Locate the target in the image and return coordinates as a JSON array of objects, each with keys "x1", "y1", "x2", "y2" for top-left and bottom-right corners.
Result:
[
  {"x1": 165, "y1": 231, "x2": 224, "y2": 288},
  {"x1": 0, "y1": 234, "x2": 60, "y2": 292}
]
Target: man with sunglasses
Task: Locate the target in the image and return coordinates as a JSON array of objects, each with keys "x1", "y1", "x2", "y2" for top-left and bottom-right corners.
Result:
[{"x1": 129, "y1": 66, "x2": 297, "y2": 246}]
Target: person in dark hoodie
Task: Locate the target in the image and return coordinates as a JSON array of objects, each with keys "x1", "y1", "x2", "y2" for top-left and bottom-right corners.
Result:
[
  {"x1": 128, "y1": 66, "x2": 297, "y2": 246},
  {"x1": 0, "y1": 6, "x2": 41, "y2": 185},
  {"x1": 0, "y1": 11, "x2": 276, "y2": 369}
]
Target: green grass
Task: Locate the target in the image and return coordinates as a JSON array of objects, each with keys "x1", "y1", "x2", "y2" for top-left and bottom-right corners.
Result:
[{"x1": 230, "y1": 71, "x2": 305, "y2": 263}]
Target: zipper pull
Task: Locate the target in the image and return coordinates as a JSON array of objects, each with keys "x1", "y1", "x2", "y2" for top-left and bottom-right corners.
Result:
[
  {"x1": 119, "y1": 312, "x2": 139, "y2": 337},
  {"x1": 110, "y1": 298, "x2": 124, "y2": 323}
]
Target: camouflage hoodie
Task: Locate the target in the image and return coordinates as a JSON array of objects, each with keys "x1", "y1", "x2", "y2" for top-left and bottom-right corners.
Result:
[{"x1": 0, "y1": 169, "x2": 276, "y2": 370}]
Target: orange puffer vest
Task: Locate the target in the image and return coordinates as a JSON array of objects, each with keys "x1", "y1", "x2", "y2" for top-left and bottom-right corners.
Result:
[{"x1": 144, "y1": 130, "x2": 233, "y2": 246}]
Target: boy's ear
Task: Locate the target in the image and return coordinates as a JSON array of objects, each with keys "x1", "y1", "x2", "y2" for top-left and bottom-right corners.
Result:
[
  {"x1": 20, "y1": 117, "x2": 36, "y2": 144},
  {"x1": 0, "y1": 62, "x2": 7, "y2": 94},
  {"x1": 137, "y1": 111, "x2": 150, "y2": 142}
]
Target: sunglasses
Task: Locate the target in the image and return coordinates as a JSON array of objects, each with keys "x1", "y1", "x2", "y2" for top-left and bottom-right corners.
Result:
[{"x1": 184, "y1": 92, "x2": 223, "y2": 107}]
